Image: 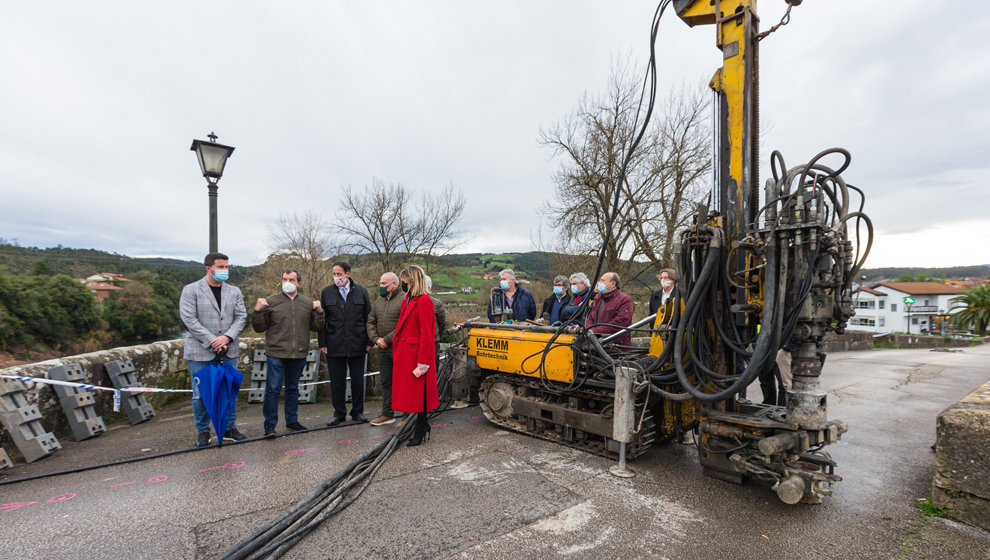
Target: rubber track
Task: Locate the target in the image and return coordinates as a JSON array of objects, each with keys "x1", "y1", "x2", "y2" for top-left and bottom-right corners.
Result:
[{"x1": 479, "y1": 373, "x2": 656, "y2": 460}]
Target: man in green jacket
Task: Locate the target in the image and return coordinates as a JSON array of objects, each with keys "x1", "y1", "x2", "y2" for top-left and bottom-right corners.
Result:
[
  {"x1": 252, "y1": 269, "x2": 325, "y2": 437},
  {"x1": 366, "y1": 271, "x2": 404, "y2": 426}
]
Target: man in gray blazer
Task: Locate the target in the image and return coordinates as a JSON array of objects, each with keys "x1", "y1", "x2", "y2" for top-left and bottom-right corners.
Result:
[{"x1": 179, "y1": 252, "x2": 248, "y2": 447}]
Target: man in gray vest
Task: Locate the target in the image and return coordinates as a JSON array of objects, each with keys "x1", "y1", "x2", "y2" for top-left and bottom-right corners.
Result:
[{"x1": 179, "y1": 252, "x2": 248, "y2": 448}]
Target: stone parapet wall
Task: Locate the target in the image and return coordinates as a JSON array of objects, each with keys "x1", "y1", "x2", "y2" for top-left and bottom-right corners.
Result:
[
  {"x1": 0, "y1": 337, "x2": 389, "y2": 443},
  {"x1": 821, "y1": 330, "x2": 873, "y2": 352},
  {"x1": 932, "y1": 381, "x2": 990, "y2": 531},
  {"x1": 888, "y1": 334, "x2": 984, "y2": 349}
]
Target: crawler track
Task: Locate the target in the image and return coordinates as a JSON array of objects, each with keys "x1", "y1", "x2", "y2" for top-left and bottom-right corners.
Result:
[{"x1": 479, "y1": 373, "x2": 656, "y2": 460}]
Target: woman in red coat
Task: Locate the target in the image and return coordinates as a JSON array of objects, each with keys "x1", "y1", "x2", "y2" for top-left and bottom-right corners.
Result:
[{"x1": 391, "y1": 265, "x2": 438, "y2": 446}]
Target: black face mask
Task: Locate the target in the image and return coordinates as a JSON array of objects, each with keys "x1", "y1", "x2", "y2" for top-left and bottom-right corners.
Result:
[{"x1": 400, "y1": 281, "x2": 408, "y2": 293}]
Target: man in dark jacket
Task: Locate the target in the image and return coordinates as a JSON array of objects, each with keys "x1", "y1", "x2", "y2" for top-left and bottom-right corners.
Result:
[
  {"x1": 366, "y1": 272, "x2": 403, "y2": 426},
  {"x1": 541, "y1": 275, "x2": 572, "y2": 325},
  {"x1": 486, "y1": 268, "x2": 537, "y2": 323},
  {"x1": 586, "y1": 272, "x2": 634, "y2": 348},
  {"x1": 560, "y1": 272, "x2": 591, "y2": 324},
  {"x1": 319, "y1": 262, "x2": 372, "y2": 425},
  {"x1": 252, "y1": 269, "x2": 325, "y2": 437}
]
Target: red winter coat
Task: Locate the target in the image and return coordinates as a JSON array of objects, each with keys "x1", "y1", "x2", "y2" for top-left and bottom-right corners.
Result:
[{"x1": 391, "y1": 294, "x2": 439, "y2": 413}]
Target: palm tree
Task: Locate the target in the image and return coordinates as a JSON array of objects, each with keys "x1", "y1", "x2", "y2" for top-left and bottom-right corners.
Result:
[{"x1": 949, "y1": 286, "x2": 990, "y2": 336}]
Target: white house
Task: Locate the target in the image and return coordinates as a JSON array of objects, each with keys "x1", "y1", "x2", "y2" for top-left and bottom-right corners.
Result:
[{"x1": 849, "y1": 282, "x2": 962, "y2": 334}]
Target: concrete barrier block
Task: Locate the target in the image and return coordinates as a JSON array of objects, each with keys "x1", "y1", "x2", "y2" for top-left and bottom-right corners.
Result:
[
  {"x1": 932, "y1": 381, "x2": 990, "y2": 531},
  {"x1": 104, "y1": 360, "x2": 155, "y2": 425},
  {"x1": 0, "y1": 416, "x2": 61, "y2": 463},
  {"x1": 0, "y1": 448, "x2": 12, "y2": 470}
]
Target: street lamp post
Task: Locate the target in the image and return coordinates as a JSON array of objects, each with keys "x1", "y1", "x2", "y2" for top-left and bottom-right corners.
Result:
[
  {"x1": 904, "y1": 296, "x2": 915, "y2": 334},
  {"x1": 190, "y1": 132, "x2": 235, "y2": 253}
]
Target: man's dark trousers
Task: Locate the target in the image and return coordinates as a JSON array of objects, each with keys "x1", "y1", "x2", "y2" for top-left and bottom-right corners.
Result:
[
  {"x1": 328, "y1": 355, "x2": 365, "y2": 419},
  {"x1": 263, "y1": 356, "x2": 306, "y2": 429},
  {"x1": 377, "y1": 350, "x2": 394, "y2": 418}
]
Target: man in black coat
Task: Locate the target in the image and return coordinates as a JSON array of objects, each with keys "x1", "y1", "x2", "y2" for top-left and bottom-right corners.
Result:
[{"x1": 319, "y1": 261, "x2": 372, "y2": 425}]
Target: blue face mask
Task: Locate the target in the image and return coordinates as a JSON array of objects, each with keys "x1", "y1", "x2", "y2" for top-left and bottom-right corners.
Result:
[
  {"x1": 213, "y1": 269, "x2": 229, "y2": 283},
  {"x1": 553, "y1": 286, "x2": 563, "y2": 296},
  {"x1": 500, "y1": 280, "x2": 510, "y2": 290},
  {"x1": 597, "y1": 282, "x2": 607, "y2": 293},
  {"x1": 570, "y1": 284, "x2": 580, "y2": 294}
]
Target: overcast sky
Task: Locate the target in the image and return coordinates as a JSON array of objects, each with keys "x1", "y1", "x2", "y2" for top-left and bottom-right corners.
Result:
[{"x1": 2, "y1": 1, "x2": 987, "y2": 269}]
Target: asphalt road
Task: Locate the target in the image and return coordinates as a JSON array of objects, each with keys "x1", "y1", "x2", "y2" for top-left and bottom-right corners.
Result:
[{"x1": 1, "y1": 346, "x2": 989, "y2": 559}]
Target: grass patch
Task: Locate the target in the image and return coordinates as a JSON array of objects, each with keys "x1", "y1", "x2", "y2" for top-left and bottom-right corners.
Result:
[{"x1": 916, "y1": 491, "x2": 955, "y2": 521}]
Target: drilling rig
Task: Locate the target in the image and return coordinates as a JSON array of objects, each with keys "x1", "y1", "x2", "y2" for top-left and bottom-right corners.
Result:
[{"x1": 446, "y1": 0, "x2": 872, "y2": 504}]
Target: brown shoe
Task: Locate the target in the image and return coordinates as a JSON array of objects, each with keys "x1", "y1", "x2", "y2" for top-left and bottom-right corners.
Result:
[
  {"x1": 369, "y1": 415, "x2": 396, "y2": 426},
  {"x1": 396, "y1": 418, "x2": 405, "y2": 428}
]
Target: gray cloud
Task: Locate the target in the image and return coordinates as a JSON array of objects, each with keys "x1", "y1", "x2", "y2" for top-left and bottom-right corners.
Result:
[{"x1": 1, "y1": 1, "x2": 987, "y2": 269}]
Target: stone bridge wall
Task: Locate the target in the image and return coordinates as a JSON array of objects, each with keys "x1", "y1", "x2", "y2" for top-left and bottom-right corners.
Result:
[
  {"x1": 1, "y1": 338, "x2": 388, "y2": 446},
  {"x1": 933, "y1": 381, "x2": 990, "y2": 531}
]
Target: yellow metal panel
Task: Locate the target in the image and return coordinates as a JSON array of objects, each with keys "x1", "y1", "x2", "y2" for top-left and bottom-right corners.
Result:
[
  {"x1": 718, "y1": 0, "x2": 756, "y2": 202},
  {"x1": 676, "y1": 0, "x2": 717, "y2": 26},
  {"x1": 467, "y1": 327, "x2": 576, "y2": 383}
]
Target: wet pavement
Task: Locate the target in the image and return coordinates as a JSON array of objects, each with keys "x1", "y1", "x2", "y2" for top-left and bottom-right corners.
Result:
[{"x1": 2, "y1": 346, "x2": 990, "y2": 559}]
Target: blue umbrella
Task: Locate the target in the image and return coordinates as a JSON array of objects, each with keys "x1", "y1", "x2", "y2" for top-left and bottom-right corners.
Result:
[{"x1": 193, "y1": 356, "x2": 244, "y2": 446}]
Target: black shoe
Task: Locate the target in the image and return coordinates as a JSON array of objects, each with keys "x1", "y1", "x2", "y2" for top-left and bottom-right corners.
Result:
[
  {"x1": 326, "y1": 416, "x2": 345, "y2": 427},
  {"x1": 223, "y1": 428, "x2": 247, "y2": 442},
  {"x1": 352, "y1": 414, "x2": 370, "y2": 423},
  {"x1": 286, "y1": 422, "x2": 307, "y2": 432},
  {"x1": 264, "y1": 427, "x2": 277, "y2": 438},
  {"x1": 196, "y1": 431, "x2": 210, "y2": 448}
]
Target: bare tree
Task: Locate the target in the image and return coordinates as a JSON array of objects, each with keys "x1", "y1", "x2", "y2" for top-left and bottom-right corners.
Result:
[
  {"x1": 265, "y1": 211, "x2": 340, "y2": 299},
  {"x1": 337, "y1": 180, "x2": 410, "y2": 273},
  {"x1": 336, "y1": 179, "x2": 467, "y2": 274},
  {"x1": 539, "y1": 63, "x2": 711, "y2": 284},
  {"x1": 414, "y1": 184, "x2": 468, "y2": 273}
]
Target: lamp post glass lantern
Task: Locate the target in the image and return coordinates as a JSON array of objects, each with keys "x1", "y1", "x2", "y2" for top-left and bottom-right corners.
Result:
[{"x1": 190, "y1": 132, "x2": 235, "y2": 253}]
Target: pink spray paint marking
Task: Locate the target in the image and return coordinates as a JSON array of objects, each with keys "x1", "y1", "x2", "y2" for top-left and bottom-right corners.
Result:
[
  {"x1": 199, "y1": 461, "x2": 246, "y2": 472},
  {"x1": 109, "y1": 481, "x2": 137, "y2": 488},
  {"x1": 338, "y1": 438, "x2": 360, "y2": 444},
  {"x1": 283, "y1": 449, "x2": 314, "y2": 456},
  {"x1": 471, "y1": 416, "x2": 483, "y2": 419},
  {"x1": 1, "y1": 501, "x2": 37, "y2": 512},
  {"x1": 430, "y1": 422, "x2": 448, "y2": 428},
  {"x1": 48, "y1": 493, "x2": 76, "y2": 503},
  {"x1": 148, "y1": 475, "x2": 168, "y2": 483}
]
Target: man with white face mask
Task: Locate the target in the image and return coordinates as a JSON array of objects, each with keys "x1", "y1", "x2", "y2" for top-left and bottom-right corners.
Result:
[
  {"x1": 252, "y1": 269, "x2": 325, "y2": 438},
  {"x1": 319, "y1": 262, "x2": 372, "y2": 425}
]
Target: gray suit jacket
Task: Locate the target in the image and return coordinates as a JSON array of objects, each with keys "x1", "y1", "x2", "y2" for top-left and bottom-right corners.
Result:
[{"x1": 179, "y1": 277, "x2": 247, "y2": 361}]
